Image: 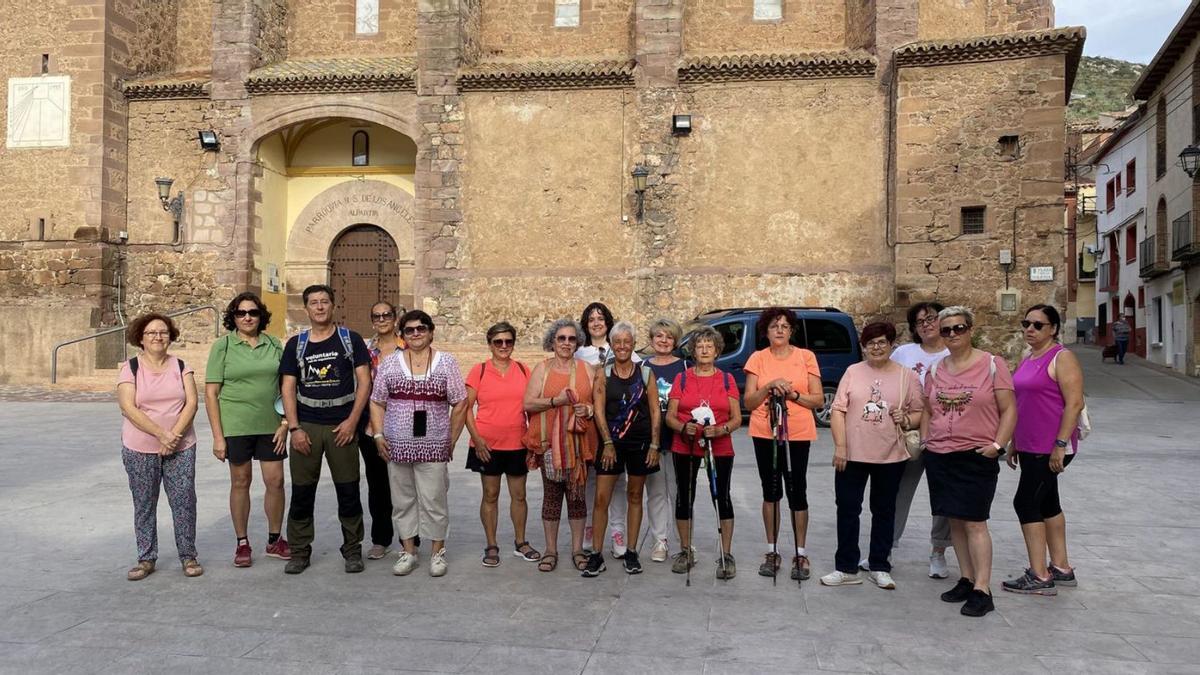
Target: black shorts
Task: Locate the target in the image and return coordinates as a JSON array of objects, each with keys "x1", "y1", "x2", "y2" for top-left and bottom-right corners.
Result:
[
  {"x1": 226, "y1": 434, "x2": 285, "y2": 464},
  {"x1": 925, "y1": 449, "x2": 1000, "y2": 522},
  {"x1": 595, "y1": 439, "x2": 661, "y2": 477},
  {"x1": 465, "y1": 448, "x2": 529, "y2": 477}
]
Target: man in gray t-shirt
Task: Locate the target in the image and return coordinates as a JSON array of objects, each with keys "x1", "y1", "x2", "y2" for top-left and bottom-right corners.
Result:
[{"x1": 1111, "y1": 316, "x2": 1131, "y2": 365}]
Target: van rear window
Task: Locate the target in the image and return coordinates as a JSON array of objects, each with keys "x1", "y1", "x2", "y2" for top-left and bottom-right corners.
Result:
[{"x1": 804, "y1": 319, "x2": 851, "y2": 353}]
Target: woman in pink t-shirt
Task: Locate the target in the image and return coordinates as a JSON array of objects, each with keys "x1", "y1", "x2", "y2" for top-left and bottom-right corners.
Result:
[
  {"x1": 116, "y1": 313, "x2": 201, "y2": 581},
  {"x1": 823, "y1": 322, "x2": 923, "y2": 590},
  {"x1": 920, "y1": 306, "x2": 1016, "y2": 618}
]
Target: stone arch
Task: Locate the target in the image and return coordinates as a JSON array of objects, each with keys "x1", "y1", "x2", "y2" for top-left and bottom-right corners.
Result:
[{"x1": 245, "y1": 100, "x2": 420, "y2": 157}]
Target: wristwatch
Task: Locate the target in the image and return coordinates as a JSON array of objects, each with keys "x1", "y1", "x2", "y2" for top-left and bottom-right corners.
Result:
[
  {"x1": 373, "y1": 433, "x2": 385, "y2": 440},
  {"x1": 991, "y1": 442, "x2": 1006, "y2": 456},
  {"x1": 288, "y1": 426, "x2": 300, "y2": 433},
  {"x1": 1054, "y1": 439, "x2": 1069, "y2": 449}
]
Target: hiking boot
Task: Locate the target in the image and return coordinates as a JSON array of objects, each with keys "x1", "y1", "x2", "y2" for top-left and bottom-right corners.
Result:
[
  {"x1": 715, "y1": 553, "x2": 736, "y2": 580},
  {"x1": 366, "y1": 544, "x2": 389, "y2": 560},
  {"x1": 961, "y1": 589, "x2": 995, "y2": 617},
  {"x1": 430, "y1": 548, "x2": 448, "y2": 577},
  {"x1": 1050, "y1": 565, "x2": 1077, "y2": 587},
  {"x1": 793, "y1": 555, "x2": 811, "y2": 580},
  {"x1": 392, "y1": 551, "x2": 418, "y2": 576},
  {"x1": 941, "y1": 577, "x2": 974, "y2": 603},
  {"x1": 611, "y1": 531, "x2": 627, "y2": 560},
  {"x1": 671, "y1": 548, "x2": 696, "y2": 574},
  {"x1": 623, "y1": 550, "x2": 643, "y2": 575},
  {"x1": 265, "y1": 538, "x2": 291, "y2": 560},
  {"x1": 581, "y1": 552, "x2": 606, "y2": 577},
  {"x1": 233, "y1": 542, "x2": 252, "y2": 568},
  {"x1": 651, "y1": 539, "x2": 669, "y2": 563},
  {"x1": 868, "y1": 570, "x2": 897, "y2": 590},
  {"x1": 344, "y1": 552, "x2": 364, "y2": 574},
  {"x1": 283, "y1": 557, "x2": 310, "y2": 575},
  {"x1": 758, "y1": 552, "x2": 782, "y2": 577},
  {"x1": 1002, "y1": 569, "x2": 1057, "y2": 596},
  {"x1": 820, "y1": 570, "x2": 862, "y2": 586},
  {"x1": 929, "y1": 551, "x2": 949, "y2": 579}
]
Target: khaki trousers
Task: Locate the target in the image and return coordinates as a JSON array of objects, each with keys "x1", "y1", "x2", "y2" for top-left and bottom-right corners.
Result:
[{"x1": 388, "y1": 461, "x2": 450, "y2": 541}]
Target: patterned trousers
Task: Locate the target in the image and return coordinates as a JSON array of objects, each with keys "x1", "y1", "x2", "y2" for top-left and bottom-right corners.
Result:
[{"x1": 122, "y1": 445, "x2": 198, "y2": 562}]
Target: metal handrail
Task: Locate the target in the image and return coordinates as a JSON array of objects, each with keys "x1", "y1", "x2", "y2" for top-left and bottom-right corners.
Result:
[{"x1": 50, "y1": 304, "x2": 220, "y2": 383}]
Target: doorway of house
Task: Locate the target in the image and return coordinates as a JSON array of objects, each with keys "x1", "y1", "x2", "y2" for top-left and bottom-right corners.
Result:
[{"x1": 329, "y1": 224, "x2": 402, "y2": 336}]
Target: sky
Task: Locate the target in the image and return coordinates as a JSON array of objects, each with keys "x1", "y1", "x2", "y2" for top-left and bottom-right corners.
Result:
[{"x1": 1056, "y1": 0, "x2": 1191, "y2": 64}]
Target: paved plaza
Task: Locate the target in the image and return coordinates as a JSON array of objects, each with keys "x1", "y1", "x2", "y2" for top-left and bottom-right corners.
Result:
[{"x1": 1, "y1": 346, "x2": 1199, "y2": 674}]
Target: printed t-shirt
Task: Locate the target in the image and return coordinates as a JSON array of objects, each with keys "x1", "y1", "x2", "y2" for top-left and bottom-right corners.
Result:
[
  {"x1": 206, "y1": 333, "x2": 283, "y2": 437},
  {"x1": 279, "y1": 330, "x2": 371, "y2": 425},
  {"x1": 744, "y1": 347, "x2": 821, "y2": 441},
  {"x1": 669, "y1": 368, "x2": 740, "y2": 457},
  {"x1": 603, "y1": 364, "x2": 653, "y2": 444},
  {"x1": 831, "y1": 361, "x2": 923, "y2": 463},
  {"x1": 923, "y1": 351, "x2": 1014, "y2": 454},
  {"x1": 117, "y1": 356, "x2": 198, "y2": 454},
  {"x1": 366, "y1": 335, "x2": 405, "y2": 376},
  {"x1": 890, "y1": 342, "x2": 949, "y2": 387},
  {"x1": 647, "y1": 358, "x2": 687, "y2": 449},
  {"x1": 370, "y1": 350, "x2": 468, "y2": 463},
  {"x1": 465, "y1": 359, "x2": 530, "y2": 451}
]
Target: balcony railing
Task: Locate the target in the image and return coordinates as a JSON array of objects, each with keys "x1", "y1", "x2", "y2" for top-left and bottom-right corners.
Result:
[
  {"x1": 1097, "y1": 261, "x2": 1116, "y2": 292},
  {"x1": 1140, "y1": 235, "x2": 1170, "y2": 278},
  {"x1": 1173, "y1": 211, "x2": 1199, "y2": 262}
]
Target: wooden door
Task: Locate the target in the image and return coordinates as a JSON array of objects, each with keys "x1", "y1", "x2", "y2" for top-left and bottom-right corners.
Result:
[{"x1": 329, "y1": 225, "x2": 400, "y2": 335}]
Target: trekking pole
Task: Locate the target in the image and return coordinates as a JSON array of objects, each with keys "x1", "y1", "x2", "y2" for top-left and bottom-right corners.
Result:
[
  {"x1": 769, "y1": 391, "x2": 784, "y2": 586},
  {"x1": 702, "y1": 423, "x2": 728, "y2": 580},
  {"x1": 777, "y1": 392, "x2": 800, "y2": 588},
  {"x1": 685, "y1": 450, "x2": 694, "y2": 588}
]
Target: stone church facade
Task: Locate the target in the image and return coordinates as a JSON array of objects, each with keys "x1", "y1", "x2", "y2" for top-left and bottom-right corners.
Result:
[{"x1": 0, "y1": 0, "x2": 1081, "y2": 382}]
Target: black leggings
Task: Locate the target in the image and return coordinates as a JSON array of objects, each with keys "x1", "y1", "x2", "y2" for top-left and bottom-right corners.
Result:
[
  {"x1": 673, "y1": 453, "x2": 734, "y2": 521},
  {"x1": 1013, "y1": 452, "x2": 1074, "y2": 524},
  {"x1": 752, "y1": 436, "x2": 810, "y2": 511}
]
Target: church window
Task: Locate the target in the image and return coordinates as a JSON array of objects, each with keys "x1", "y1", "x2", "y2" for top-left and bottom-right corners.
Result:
[
  {"x1": 753, "y1": 0, "x2": 783, "y2": 21},
  {"x1": 961, "y1": 206, "x2": 986, "y2": 235},
  {"x1": 555, "y1": 0, "x2": 580, "y2": 27},
  {"x1": 352, "y1": 130, "x2": 369, "y2": 167}
]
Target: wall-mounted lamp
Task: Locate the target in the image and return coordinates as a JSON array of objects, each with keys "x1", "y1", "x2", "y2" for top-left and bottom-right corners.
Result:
[
  {"x1": 198, "y1": 130, "x2": 220, "y2": 151},
  {"x1": 671, "y1": 114, "x2": 692, "y2": 136},
  {"x1": 632, "y1": 166, "x2": 649, "y2": 222},
  {"x1": 155, "y1": 177, "x2": 184, "y2": 241},
  {"x1": 1178, "y1": 145, "x2": 1200, "y2": 178}
]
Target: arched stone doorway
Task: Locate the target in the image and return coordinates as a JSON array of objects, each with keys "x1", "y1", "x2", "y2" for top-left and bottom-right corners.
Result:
[{"x1": 329, "y1": 224, "x2": 410, "y2": 335}]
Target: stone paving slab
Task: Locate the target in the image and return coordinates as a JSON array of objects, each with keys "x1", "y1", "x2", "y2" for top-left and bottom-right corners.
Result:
[{"x1": 1, "y1": 345, "x2": 1199, "y2": 673}]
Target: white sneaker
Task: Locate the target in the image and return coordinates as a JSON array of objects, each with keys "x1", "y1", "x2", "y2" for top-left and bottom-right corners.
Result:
[
  {"x1": 651, "y1": 539, "x2": 669, "y2": 563},
  {"x1": 868, "y1": 570, "x2": 896, "y2": 589},
  {"x1": 611, "y1": 531, "x2": 627, "y2": 559},
  {"x1": 392, "y1": 551, "x2": 418, "y2": 576},
  {"x1": 430, "y1": 548, "x2": 448, "y2": 577},
  {"x1": 820, "y1": 570, "x2": 863, "y2": 586},
  {"x1": 858, "y1": 558, "x2": 869, "y2": 572},
  {"x1": 929, "y1": 551, "x2": 949, "y2": 579}
]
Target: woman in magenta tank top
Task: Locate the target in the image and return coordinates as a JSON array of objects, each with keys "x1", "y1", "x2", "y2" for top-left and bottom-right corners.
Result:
[{"x1": 1002, "y1": 305, "x2": 1085, "y2": 597}]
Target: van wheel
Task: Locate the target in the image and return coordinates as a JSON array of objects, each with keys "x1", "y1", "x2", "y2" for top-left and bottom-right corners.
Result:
[{"x1": 813, "y1": 385, "x2": 836, "y2": 428}]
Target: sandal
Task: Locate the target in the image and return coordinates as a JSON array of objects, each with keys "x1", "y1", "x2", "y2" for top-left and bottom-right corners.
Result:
[
  {"x1": 126, "y1": 561, "x2": 155, "y2": 581},
  {"x1": 538, "y1": 553, "x2": 558, "y2": 572},
  {"x1": 481, "y1": 545, "x2": 501, "y2": 568},
  {"x1": 572, "y1": 551, "x2": 589, "y2": 571},
  {"x1": 513, "y1": 540, "x2": 542, "y2": 562},
  {"x1": 181, "y1": 558, "x2": 204, "y2": 578}
]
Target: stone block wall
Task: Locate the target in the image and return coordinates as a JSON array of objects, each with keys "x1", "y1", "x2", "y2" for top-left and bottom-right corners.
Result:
[
  {"x1": 288, "y1": 0, "x2": 418, "y2": 59},
  {"x1": 479, "y1": 0, "x2": 635, "y2": 60},
  {"x1": 126, "y1": 99, "x2": 214, "y2": 244},
  {"x1": 116, "y1": 0, "x2": 179, "y2": 76},
  {"x1": 683, "y1": 0, "x2": 846, "y2": 55},
  {"x1": 255, "y1": 0, "x2": 289, "y2": 67},
  {"x1": 176, "y1": 0, "x2": 214, "y2": 71}
]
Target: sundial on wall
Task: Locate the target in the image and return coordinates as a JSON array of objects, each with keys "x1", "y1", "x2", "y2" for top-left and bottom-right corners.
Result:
[{"x1": 6, "y1": 76, "x2": 70, "y2": 149}]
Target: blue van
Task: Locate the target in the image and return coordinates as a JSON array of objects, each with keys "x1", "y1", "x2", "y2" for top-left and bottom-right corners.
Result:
[{"x1": 677, "y1": 307, "x2": 862, "y2": 427}]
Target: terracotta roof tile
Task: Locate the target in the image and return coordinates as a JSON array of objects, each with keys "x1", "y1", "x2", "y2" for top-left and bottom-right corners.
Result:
[
  {"x1": 245, "y1": 57, "x2": 416, "y2": 95},
  {"x1": 679, "y1": 50, "x2": 876, "y2": 84},
  {"x1": 122, "y1": 73, "x2": 210, "y2": 100},
  {"x1": 458, "y1": 59, "x2": 635, "y2": 91}
]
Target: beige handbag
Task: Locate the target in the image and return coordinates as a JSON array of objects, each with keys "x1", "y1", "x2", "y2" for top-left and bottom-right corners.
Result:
[{"x1": 897, "y1": 368, "x2": 922, "y2": 460}]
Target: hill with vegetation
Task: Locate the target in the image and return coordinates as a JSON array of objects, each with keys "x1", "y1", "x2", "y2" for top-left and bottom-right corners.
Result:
[{"x1": 1068, "y1": 56, "x2": 1144, "y2": 123}]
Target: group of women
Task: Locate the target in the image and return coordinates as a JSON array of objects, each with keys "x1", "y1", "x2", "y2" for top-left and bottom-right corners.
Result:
[{"x1": 116, "y1": 296, "x2": 1084, "y2": 619}]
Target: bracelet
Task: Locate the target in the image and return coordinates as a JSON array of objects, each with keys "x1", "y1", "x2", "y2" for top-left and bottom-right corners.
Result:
[
  {"x1": 649, "y1": 444, "x2": 659, "y2": 451},
  {"x1": 603, "y1": 440, "x2": 614, "y2": 446},
  {"x1": 288, "y1": 427, "x2": 300, "y2": 433},
  {"x1": 373, "y1": 433, "x2": 384, "y2": 440}
]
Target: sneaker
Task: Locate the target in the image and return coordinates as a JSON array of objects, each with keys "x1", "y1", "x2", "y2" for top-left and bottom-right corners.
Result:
[
  {"x1": 611, "y1": 531, "x2": 627, "y2": 560},
  {"x1": 868, "y1": 570, "x2": 897, "y2": 590},
  {"x1": 820, "y1": 570, "x2": 863, "y2": 586},
  {"x1": 715, "y1": 553, "x2": 736, "y2": 580},
  {"x1": 366, "y1": 544, "x2": 389, "y2": 560},
  {"x1": 1002, "y1": 569, "x2": 1057, "y2": 596},
  {"x1": 793, "y1": 555, "x2": 811, "y2": 581},
  {"x1": 929, "y1": 551, "x2": 949, "y2": 579},
  {"x1": 265, "y1": 538, "x2": 291, "y2": 560},
  {"x1": 758, "y1": 552, "x2": 782, "y2": 577},
  {"x1": 941, "y1": 577, "x2": 974, "y2": 603},
  {"x1": 671, "y1": 549, "x2": 696, "y2": 574},
  {"x1": 344, "y1": 552, "x2": 365, "y2": 574},
  {"x1": 961, "y1": 589, "x2": 995, "y2": 617},
  {"x1": 623, "y1": 550, "x2": 643, "y2": 574},
  {"x1": 430, "y1": 549, "x2": 448, "y2": 577},
  {"x1": 392, "y1": 551, "x2": 419, "y2": 576},
  {"x1": 283, "y1": 557, "x2": 310, "y2": 575},
  {"x1": 858, "y1": 558, "x2": 869, "y2": 572},
  {"x1": 234, "y1": 542, "x2": 252, "y2": 568},
  {"x1": 581, "y1": 552, "x2": 606, "y2": 577},
  {"x1": 651, "y1": 539, "x2": 669, "y2": 563},
  {"x1": 1050, "y1": 565, "x2": 1077, "y2": 587}
]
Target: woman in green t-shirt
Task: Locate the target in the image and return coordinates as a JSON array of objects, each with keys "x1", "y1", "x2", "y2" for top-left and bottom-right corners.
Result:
[{"x1": 204, "y1": 292, "x2": 289, "y2": 568}]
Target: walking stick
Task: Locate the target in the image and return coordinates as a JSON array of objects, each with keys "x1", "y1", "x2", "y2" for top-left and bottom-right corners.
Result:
[
  {"x1": 701, "y1": 423, "x2": 728, "y2": 580},
  {"x1": 768, "y1": 391, "x2": 783, "y2": 586},
  {"x1": 774, "y1": 390, "x2": 801, "y2": 588},
  {"x1": 685, "y1": 451, "x2": 694, "y2": 588}
]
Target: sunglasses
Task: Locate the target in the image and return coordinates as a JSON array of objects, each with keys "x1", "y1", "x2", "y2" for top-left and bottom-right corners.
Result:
[
  {"x1": 402, "y1": 325, "x2": 430, "y2": 336},
  {"x1": 233, "y1": 309, "x2": 261, "y2": 318},
  {"x1": 1020, "y1": 320, "x2": 1050, "y2": 331},
  {"x1": 370, "y1": 312, "x2": 395, "y2": 321},
  {"x1": 555, "y1": 335, "x2": 578, "y2": 343},
  {"x1": 939, "y1": 324, "x2": 971, "y2": 337},
  {"x1": 491, "y1": 338, "x2": 515, "y2": 347}
]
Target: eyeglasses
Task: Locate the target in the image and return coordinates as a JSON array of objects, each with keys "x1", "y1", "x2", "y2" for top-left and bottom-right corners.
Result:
[
  {"x1": 370, "y1": 312, "x2": 395, "y2": 321},
  {"x1": 491, "y1": 338, "x2": 515, "y2": 347},
  {"x1": 233, "y1": 309, "x2": 261, "y2": 318},
  {"x1": 555, "y1": 335, "x2": 578, "y2": 343},
  {"x1": 402, "y1": 325, "x2": 430, "y2": 336},
  {"x1": 1020, "y1": 320, "x2": 1049, "y2": 331},
  {"x1": 864, "y1": 339, "x2": 891, "y2": 350},
  {"x1": 143, "y1": 331, "x2": 170, "y2": 338},
  {"x1": 939, "y1": 324, "x2": 971, "y2": 337},
  {"x1": 916, "y1": 316, "x2": 939, "y2": 326}
]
